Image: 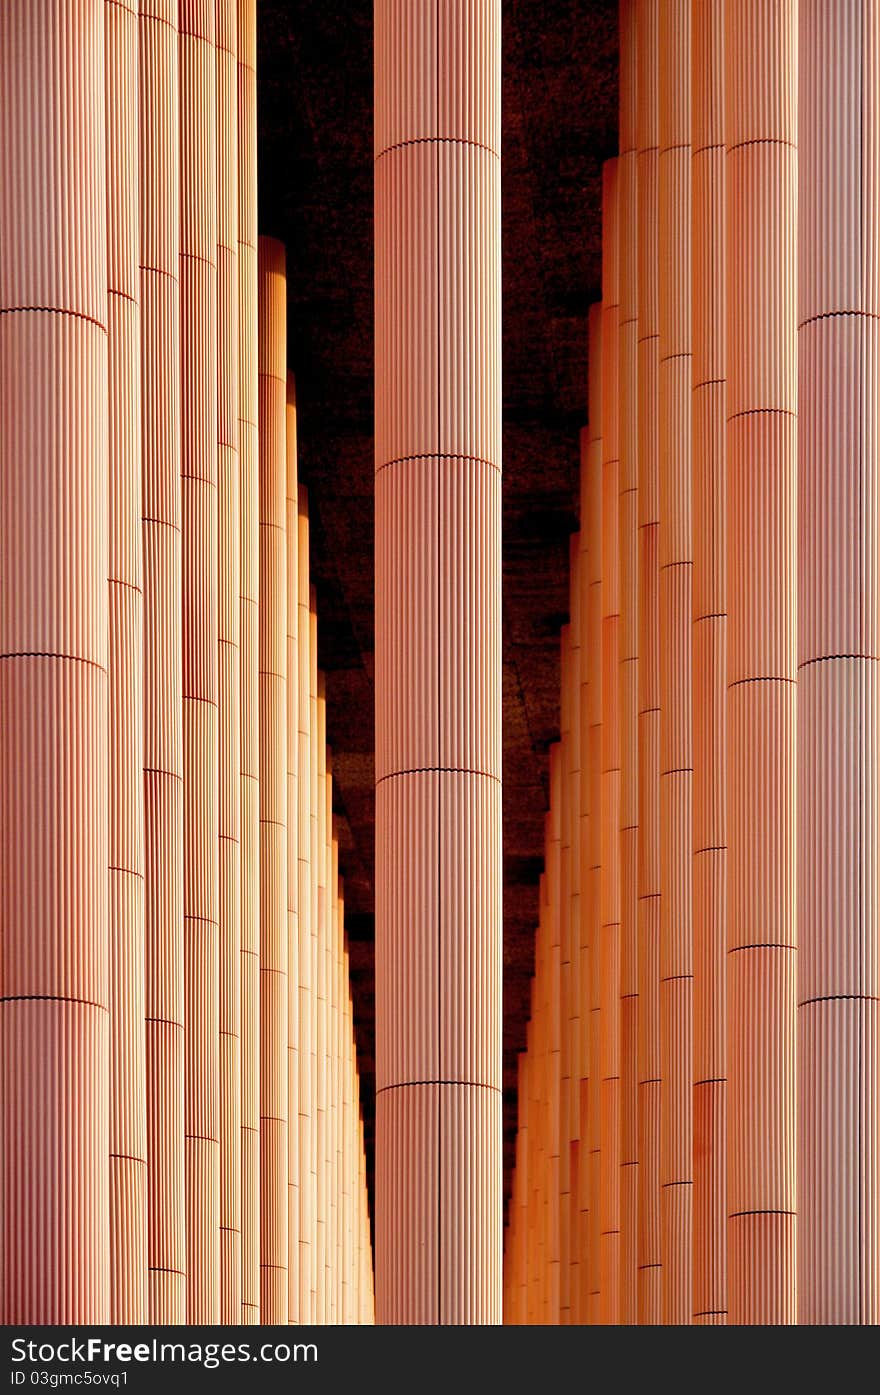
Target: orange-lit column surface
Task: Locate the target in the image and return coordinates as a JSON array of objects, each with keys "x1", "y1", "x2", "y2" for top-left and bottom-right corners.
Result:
[
  {"x1": 237, "y1": 0, "x2": 261, "y2": 1328},
  {"x1": 600, "y1": 160, "x2": 622, "y2": 1326},
  {"x1": 297, "y1": 489, "x2": 316, "y2": 1322},
  {"x1": 726, "y1": 0, "x2": 797, "y2": 1324},
  {"x1": 658, "y1": 0, "x2": 693, "y2": 1326},
  {"x1": 285, "y1": 378, "x2": 300, "y2": 1322},
  {"x1": 584, "y1": 305, "x2": 604, "y2": 1325},
  {"x1": 1, "y1": 0, "x2": 111, "y2": 1323},
  {"x1": 692, "y1": 0, "x2": 726, "y2": 1326},
  {"x1": 617, "y1": 0, "x2": 640, "y2": 1326},
  {"x1": 374, "y1": 0, "x2": 503, "y2": 1324},
  {"x1": 106, "y1": 0, "x2": 147, "y2": 1324},
  {"x1": 216, "y1": 0, "x2": 242, "y2": 1323},
  {"x1": 565, "y1": 541, "x2": 583, "y2": 1321},
  {"x1": 180, "y1": 0, "x2": 220, "y2": 1322},
  {"x1": 139, "y1": 0, "x2": 186, "y2": 1325},
  {"x1": 636, "y1": 0, "x2": 663, "y2": 1327},
  {"x1": 257, "y1": 237, "x2": 289, "y2": 1323},
  {"x1": 798, "y1": 0, "x2": 880, "y2": 1326}
]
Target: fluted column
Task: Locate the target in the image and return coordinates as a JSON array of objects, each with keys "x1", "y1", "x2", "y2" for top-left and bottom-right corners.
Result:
[
  {"x1": 257, "y1": 236, "x2": 288, "y2": 1323},
  {"x1": 692, "y1": 0, "x2": 727, "y2": 1326},
  {"x1": 106, "y1": 0, "x2": 147, "y2": 1324},
  {"x1": 658, "y1": 0, "x2": 693, "y2": 1325},
  {"x1": 635, "y1": 0, "x2": 663, "y2": 1327},
  {"x1": 618, "y1": 0, "x2": 640, "y2": 1326},
  {"x1": 139, "y1": 0, "x2": 186, "y2": 1325},
  {"x1": 725, "y1": 0, "x2": 797, "y2": 1325},
  {"x1": 216, "y1": 0, "x2": 241, "y2": 1323},
  {"x1": 236, "y1": 0, "x2": 260, "y2": 1327},
  {"x1": 599, "y1": 160, "x2": 622, "y2": 1326},
  {"x1": 546, "y1": 749, "x2": 562, "y2": 1323},
  {"x1": 584, "y1": 304, "x2": 604, "y2": 1324},
  {"x1": 0, "y1": 0, "x2": 110, "y2": 1324},
  {"x1": 374, "y1": 0, "x2": 503, "y2": 1324},
  {"x1": 566, "y1": 538, "x2": 583, "y2": 1320},
  {"x1": 308, "y1": 595, "x2": 320, "y2": 1316},
  {"x1": 576, "y1": 432, "x2": 594, "y2": 1327},
  {"x1": 297, "y1": 488, "x2": 316, "y2": 1322},
  {"x1": 558, "y1": 636, "x2": 573, "y2": 1323},
  {"x1": 285, "y1": 377, "x2": 300, "y2": 1321},
  {"x1": 315, "y1": 676, "x2": 329, "y2": 1321},
  {"x1": 180, "y1": 0, "x2": 220, "y2": 1323},
  {"x1": 798, "y1": 0, "x2": 879, "y2": 1327}
]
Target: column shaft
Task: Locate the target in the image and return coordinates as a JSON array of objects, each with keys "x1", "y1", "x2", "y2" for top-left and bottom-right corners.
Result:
[
  {"x1": 0, "y1": 0, "x2": 110, "y2": 1324},
  {"x1": 139, "y1": 0, "x2": 186, "y2": 1325},
  {"x1": 584, "y1": 305, "x2": 604, "y2": 1324},
  {"x1": 297, "y1": 490, "x2": 316, "y2": 1321},
  {"x1": 658, "y1": 0, "x2": 694, "y2": 1325},
  {"x1": 692, "y1": 0, "x2": 727, "y2": 1326},
  {"x1": 216, "y1": 0, "x2": 242, "y2": 1323},
  {"x1": 797, "y1": 0, "x2": 880, "y2": 1326},
  {"x1": 725, "y1": 0, "x2": 797, "y2": 1325},
  {"x1": 285, "y1": 379, "x2": 300, "y2": 1321},
  {"x1": 106, "y1": 0, "x2": 147, "y2": 1324},
  {"x1": 374, "y1": 0, "x2": 503, "y2": 1324},
  {"x1": 257, "y1": 236, "x2": 288, "y2": 1323},
  {"x1": 599, "y1": 159, "x2": 622, "y2": 1326},
  {"x1": 236, "y1": 0, "x2": 261, "y2": 1327},
  {"x1": 618, "y1": 0, "x2": 640, "y2": 1326},
  {"x1": 635, "y1": 0, "x2": 663, "y2": 1326}
]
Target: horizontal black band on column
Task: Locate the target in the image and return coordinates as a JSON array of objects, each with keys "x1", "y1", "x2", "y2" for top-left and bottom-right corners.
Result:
[
  {"x1": 376, "y1": 1079, "x2": 501, "y2": 1095},
  {"x1": 375, "y1": 767, "x2": 501, "y2": 786}
]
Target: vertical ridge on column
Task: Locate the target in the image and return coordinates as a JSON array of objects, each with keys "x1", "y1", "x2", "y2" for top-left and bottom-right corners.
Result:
[
  {"x1": 315, "y1": 675, "x2": 329, "y2": 1322},
  {"x1": 257, "y1": 235, "x2": 288, "y2": 1323},
  {"x1": 236, "y1": 0, "x2": 260, "y2": 1327},
  {"x1": 308, "y1": 597, "x2": 320, "y2": 1317},
  {"x1": 797, "y1": 0, "x2": 879, "y2": 1327},
  {"x1": 584, "y1": 303, "x2": 604, "y2": 1325},
  {"x1": 297, "y1": 488, "x2": 316, "y2": 1322},
  {"x1": 618, "y1": 0, "x2": 640, "y2": 1326},
  {"x1": 374, "y1": 0, "x2": 503, "y2": 1325},
  {"x1": 725, "y1": 0, "x2": 797, "y2": 1326},
  {"x1": 658, "y1": 0, "x2": 694, "y2": 1326},
  {"x1": 0, "y1": 0, "x2": 111, "y2": 1325},
  {"x1": 635, "y1": 0, "x2": 663, "y2": 1326},
  {"x1": 285, "y1": 377, "x2": 300, "y2": 1322},
  {"x1": 216, "y1": 0, "x2": 242, "y2": 1323},
  {"x1": 692, "y1": 0, "x2": 727, "y2": 1327},
  {"x1": 106, "y1": 0, "x2": 147, "y2": 1324},
  {"x1": 180, "y1": 0, "x2": 220, "y2": 1323},
  {"x1": 567, "y1": 537, "x2": 583, "y2": 1321},
  {"x1": 599, "y1": 160, "x2": 622, "y2": 1327},
  {"x1": 138, "y1": 0, "x2": 186, "y2": 1325}
]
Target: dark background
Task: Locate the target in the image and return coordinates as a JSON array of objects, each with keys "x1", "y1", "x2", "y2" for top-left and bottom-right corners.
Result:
[{"x1": 256, "y1": 0, "x2": 619, "y2": 1212}]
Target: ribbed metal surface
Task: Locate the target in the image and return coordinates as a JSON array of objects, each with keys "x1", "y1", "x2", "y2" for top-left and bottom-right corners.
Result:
[
  {"x1": 692, "y1": 101, "x2": 727, "y2": 1281},
  {"x1": 285, "y1": 381, "x2": 300, "y2": 1322},
  {"x1": 797, "y1": 0, "x2": 879, "y2": 1325},
  {"x1": 180, "y1": 0, "x2": 219, "y2": 1323},
  {"x1": 657, "y1": 0, "x2": 693, "y2": 1325},
  {"x1": 619, "y1": 14, "x2": 641, "y2": 1306},
  {"x1": 216, "y1": 0, "x2": 241, "y2": 1325},
  {"x1": 107, "y1": 0, "x2": 146, "y2": 1314},
  {"x1": 725, "y1": 0, "x2": 796, "y2": 1324},
  {"x1": 0, "y1": 0, "x2": 110, "y2": 1325},
  {"x1": 374, "y1": 0, "x2": 502, "y2": 1325},
  {"x1": 236, "y1": 0, "x2": 260, "y2": 1327},
  {"x1": 0, "y1": 1, "x2": 107, "y2": 321},
  {"x1": 258, "y1": 236, "x2": 288, "y2": 1324}
]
